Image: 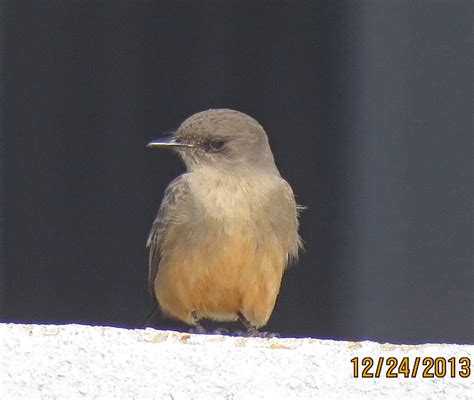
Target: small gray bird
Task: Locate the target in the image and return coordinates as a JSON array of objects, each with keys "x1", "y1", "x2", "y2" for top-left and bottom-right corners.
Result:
[{"x1": 147, "y1": 109, "x2": 302, "y2": 334}]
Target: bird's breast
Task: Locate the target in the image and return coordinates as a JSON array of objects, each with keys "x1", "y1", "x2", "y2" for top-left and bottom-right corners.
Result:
[{"x1": 189, "y1": 169, "x2": 277, "y2": 224}]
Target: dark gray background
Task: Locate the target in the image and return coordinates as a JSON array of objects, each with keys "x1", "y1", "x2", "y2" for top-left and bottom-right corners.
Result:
[{"x1": 1, "y1": 1, "x2": 472, "y2": 344}]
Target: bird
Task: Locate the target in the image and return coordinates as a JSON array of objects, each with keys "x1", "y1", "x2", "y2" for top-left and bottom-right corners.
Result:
[{"x1": 146, "y1": 109, "x2": 302, "y2": 335}]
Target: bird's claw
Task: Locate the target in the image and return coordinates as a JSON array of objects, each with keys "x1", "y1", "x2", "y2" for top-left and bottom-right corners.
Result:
[{"x1": 189, "y1": 326, "x2": 207, "y2": 334}]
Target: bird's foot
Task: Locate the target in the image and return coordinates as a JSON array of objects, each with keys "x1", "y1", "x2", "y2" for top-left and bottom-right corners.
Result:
[
  {"x1": 189, "y1": 325, "x2": 207, "y2": 334},
  {"x1": 189, "y1": 311, "x2": 207, "y2": 334},
  {"x1": 235, "y1": 311, "x2": 279, "y2": 338},
  {"x1": 260, "y1": 331, "x2": 280, "y2": 338},
  {"x1": 233, "y1": 329, "x2": 280, "y2": 338},
  {"x1": 211, "y1": 328, "x2": 229, "y2": 335},
  {"x1": 246, "y1": 329, "x2": 280, "y2": 338}
]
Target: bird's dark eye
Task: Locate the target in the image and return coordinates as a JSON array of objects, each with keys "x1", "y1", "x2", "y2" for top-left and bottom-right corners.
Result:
[{"x1": 207, "y1": 139, "x2": 227, "y2": 152}]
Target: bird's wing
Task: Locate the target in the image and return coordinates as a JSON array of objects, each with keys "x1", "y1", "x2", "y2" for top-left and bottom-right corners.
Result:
[
  {"x1": 268, "y1": 179, "x2": 304, "y2": 266},
  {"x1": 146, "y1": 174, "x2": 191, "y2": 297}
]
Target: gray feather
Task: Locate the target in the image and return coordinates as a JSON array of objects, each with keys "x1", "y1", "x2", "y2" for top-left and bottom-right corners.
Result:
[{"x1": 146, "y1": 174, "x2": 190, "y2": 296}]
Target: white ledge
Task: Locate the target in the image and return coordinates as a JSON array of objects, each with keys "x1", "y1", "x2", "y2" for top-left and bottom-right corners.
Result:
[{"x1": 0, "y1": 323, "x2": 472, "y2": 399}]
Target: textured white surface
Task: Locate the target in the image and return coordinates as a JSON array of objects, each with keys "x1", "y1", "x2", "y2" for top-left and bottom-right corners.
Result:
[{"x1": 0, "y1": 323, "x2": 472, "y2": 399}]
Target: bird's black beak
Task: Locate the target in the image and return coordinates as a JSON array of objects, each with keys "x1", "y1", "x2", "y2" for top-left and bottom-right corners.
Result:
[{"x1": 147, "y1": 133, "x2": 193, "y2": 149}]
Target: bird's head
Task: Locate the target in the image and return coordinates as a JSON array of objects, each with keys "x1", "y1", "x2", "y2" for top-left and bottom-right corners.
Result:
[{"x1": 148, "y1": 109, "x2": 278, "y2": 174}]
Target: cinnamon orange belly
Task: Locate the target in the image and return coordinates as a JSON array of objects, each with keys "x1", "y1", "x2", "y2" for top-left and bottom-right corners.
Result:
[{"x1": 154, "y1": 226, "x2": 286, "y2": 328}]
